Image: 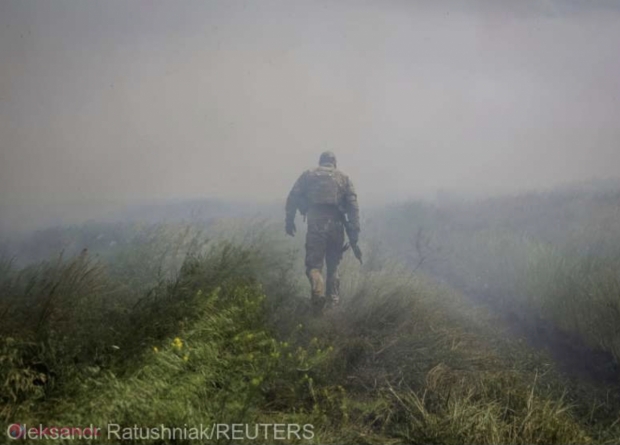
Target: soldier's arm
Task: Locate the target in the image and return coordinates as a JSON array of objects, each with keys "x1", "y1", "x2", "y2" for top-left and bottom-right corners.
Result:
[
  {"x1": 285, "y1": 172, "x2": 307, "y2": 224},
  {"x1": 343, "y1": 176, "x2": 360, "y2": 234}
]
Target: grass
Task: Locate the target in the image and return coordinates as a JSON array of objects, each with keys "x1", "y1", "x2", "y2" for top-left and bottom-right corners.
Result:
[
  {"x1": 374, "y1": 188, "x2": 620, "y2": 370},
  {"x1": 1, "y1": 218, "x2": 619, "y2": 444}
]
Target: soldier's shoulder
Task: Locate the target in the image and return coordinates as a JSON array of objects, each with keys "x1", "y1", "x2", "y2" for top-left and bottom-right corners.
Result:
[{"x1": 334, "y1": 168, "x2": 351, "y2": 181}]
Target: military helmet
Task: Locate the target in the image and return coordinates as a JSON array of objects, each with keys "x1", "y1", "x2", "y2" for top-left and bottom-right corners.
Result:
[{"x1": 319, "y1": 151, "x2": 337, "y2": 167}]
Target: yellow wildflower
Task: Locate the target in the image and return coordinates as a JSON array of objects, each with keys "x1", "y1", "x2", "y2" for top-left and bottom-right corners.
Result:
[
  {"x1": 153, "y1": 346, "x2": 159, "y2": 353},
  {"x1": 172, "y1": 337, "x2": 183, "y2": 349}
]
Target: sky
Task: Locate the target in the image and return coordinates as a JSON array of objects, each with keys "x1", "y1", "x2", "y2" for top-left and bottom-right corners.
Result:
[{"x1": 1, "y1": 0, "x2": 620, "y2": 227}]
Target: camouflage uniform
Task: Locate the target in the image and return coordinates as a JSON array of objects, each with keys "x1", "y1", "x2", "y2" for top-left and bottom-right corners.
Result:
[{"x1": 285, "y1": 152, "x2": 360, "y2": 312}]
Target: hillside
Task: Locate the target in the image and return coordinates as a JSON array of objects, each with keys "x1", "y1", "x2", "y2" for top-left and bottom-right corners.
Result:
[{"x1": 2, "y1": 214, "x2": 619, "y2": 444}]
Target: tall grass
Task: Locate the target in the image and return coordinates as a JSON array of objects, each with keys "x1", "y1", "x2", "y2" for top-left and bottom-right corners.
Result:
[
  {"x1": 1, "y1": 219, "x2": 617, "y2": 443},
  {"x1": 375, "y1": 191, "x2": 620, "y2": 367},
  {"x1": 523, "y1": 243, "x2": 620, "y2": 361}
]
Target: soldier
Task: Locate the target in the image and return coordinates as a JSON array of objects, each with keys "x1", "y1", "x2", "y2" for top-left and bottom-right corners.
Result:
[{"x1": 285, "y1": 151, "x2": 360, "y2": 313}]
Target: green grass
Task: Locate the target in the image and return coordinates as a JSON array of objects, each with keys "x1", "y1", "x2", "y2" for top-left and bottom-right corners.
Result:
[
  {"x1": 375, "y1": 190, "x2": 620, "y2": 369},
  {"x1": 1, "y1": 221, "x2": 619, "y2": 444}
]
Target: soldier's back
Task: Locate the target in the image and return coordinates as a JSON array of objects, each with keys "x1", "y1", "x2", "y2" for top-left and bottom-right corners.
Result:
[{"x1": 305, "y1": 166, "x2": 348, "y2": 204}]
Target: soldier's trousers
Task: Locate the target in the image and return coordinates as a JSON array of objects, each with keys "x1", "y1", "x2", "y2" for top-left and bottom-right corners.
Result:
[{"x1": 305, "y1": 217, "x2": 345, "y2": 308}]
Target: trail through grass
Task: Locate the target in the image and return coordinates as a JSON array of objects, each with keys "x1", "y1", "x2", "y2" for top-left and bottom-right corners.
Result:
[{"x1": 2, "y1": 221, "x2": 618, "y2": 443}]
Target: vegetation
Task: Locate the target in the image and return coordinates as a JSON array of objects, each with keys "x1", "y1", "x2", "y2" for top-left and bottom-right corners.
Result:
[
  {"x1": 375, "y1": 185, "x2": 620, "y2": 366},
  {"x1": 1, "y1": 184, "x2": 620, "y2": 444}
]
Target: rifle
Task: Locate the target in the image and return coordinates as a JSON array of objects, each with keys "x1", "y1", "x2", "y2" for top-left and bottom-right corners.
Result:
[{"x1": 341, "y1": 217, "x2": 363, "y2": 265}]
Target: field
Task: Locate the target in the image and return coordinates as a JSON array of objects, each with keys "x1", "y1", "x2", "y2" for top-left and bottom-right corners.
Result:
[{"x1": 1, "y1": 183, "x2": 619, "y2": 444}]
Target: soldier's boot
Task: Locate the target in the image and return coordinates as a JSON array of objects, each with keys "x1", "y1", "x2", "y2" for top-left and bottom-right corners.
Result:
[
  {"x1": 307, "y1": 268, "x2": 326, "y2": 316},
  {"x1": 325, "y1": 271, "x2": 340, "y2": 310},
  {"x1": 311, "y1": 296, "x2": 326, "y2": 316}
]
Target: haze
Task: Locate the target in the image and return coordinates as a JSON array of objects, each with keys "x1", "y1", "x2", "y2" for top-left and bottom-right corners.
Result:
[{"x1": 1, "y1": 0, "x2": 620, "y2": 230}]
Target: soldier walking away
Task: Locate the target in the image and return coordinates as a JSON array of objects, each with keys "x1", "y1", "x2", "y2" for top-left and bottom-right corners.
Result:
[{"x1": 285, "y1": 151, "x2": 361, "y2": 314}]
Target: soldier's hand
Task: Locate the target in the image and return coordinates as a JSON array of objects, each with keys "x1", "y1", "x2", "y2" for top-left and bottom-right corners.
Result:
[{"x1": 285, "y1": 221, "x2": 296, "y2": 237}]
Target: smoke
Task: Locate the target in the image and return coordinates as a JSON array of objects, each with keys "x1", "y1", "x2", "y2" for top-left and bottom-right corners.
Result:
[{"x1": 1, "y1": 0, "x2": 619, "y2": 230}]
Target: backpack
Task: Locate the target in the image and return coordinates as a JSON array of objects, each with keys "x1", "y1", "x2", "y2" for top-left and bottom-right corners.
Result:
[{"x1": 305, "y1": 166, "x2": 341, "y2": 206}]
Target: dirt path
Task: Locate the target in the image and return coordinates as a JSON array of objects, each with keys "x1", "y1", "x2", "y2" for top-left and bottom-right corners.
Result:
[{"x1": 470, "y1": 290, "x2": 619, "y2": 385}]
